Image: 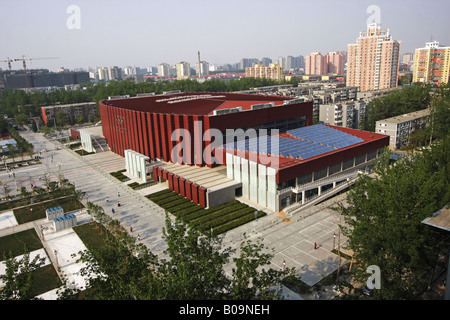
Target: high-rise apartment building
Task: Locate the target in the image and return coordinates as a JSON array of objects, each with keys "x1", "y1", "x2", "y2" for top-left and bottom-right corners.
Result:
[
  {"x1": 240, "y1": 58, "x2": 260, "y2": 70},
  {"x1": 305, "y1": 53, "x2": 328, "y2": 75},
  {"x1": 158, "y1": 63, "x2": 170, "y2": 77},
  {"x1": 412, "y1": 41, "x2": 450, "y2": 85},
  {"x1": 402, "y1": 52, "x2": 414, "y2": 65},
  {"x1": 346, "y1": 23, "x2": 401, "y2": 92},
  {"x1": 327, "y1": 52, "x2": 345, "y2": 74},
  {"x1": 261, "y1": 57, "x2": 272, "y2": 67},
  {"x1": 176, "y1": 61, "x2": 190, "y2": 79},
  {"x1": 245, "y1": 63, "x2": 284, "y2": 81},
  {"x1": 196, "y1": 61, "x2": 210, "y2": 76},
  {"x1": 286, "y1": 55, "x2": 305, "y2": 70},
  {"x1": 97, "y1": 66, "x2": 122, "y2": 81},
  {"x1": 107, "y1": 66, "x2": 122, "y2": 81},
  {"x1": 305, "y1": 52, "x2": 344, "y2": 75}
]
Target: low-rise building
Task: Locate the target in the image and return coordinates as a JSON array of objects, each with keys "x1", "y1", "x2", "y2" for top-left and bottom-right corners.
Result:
[
  {"x1": 41, "y1": 102, "x2": 97, "y2": 126},
  {"x1": 375, "y1": 109, "x2": 430, "y2": 149}
]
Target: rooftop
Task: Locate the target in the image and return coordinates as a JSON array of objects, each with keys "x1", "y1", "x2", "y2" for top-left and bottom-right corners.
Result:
[
  {"x1": 222, "y1": 124, "x2": 386, "y2": 170},
  {"x1": 377, "y1": 108, "x2": 430, "y2": 124},
  {"x1": 422, "y1": 206, "x2": 450, "y2": 232},
  {"x1": 101, "y1": 92, "x2": 290, "y2": 116}
]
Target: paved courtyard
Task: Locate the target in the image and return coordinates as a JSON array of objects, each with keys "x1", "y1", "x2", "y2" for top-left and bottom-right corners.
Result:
[{"x1": 0, "y1": 130, "x2": 350, "y2": 298}]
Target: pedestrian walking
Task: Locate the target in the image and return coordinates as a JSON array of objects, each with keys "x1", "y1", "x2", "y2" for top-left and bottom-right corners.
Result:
[
  {"x1": 282, "y1": 260, "x2": 286, "y2": 270},
  {"x1": 118, "y1": 201, "x2": 121, "y2": 207},
  {"x1": 106, "y1": 197, "x2": 109, "y2": 202},
  {"x1": 137, "y1": 234, "x2": 141, "y2": 241},
  {"x1": 130, "y1": 226, "x2": 133, "y2": 232},
  {"x1": 314, "y1": 242, "x2": 317, "y2": 250},
  {"x1": 112, "y1": 208, "x2": 115, "y2": 214},
  {"x1": 117, "y1": 191, "x2": 120, "y2": 197}
]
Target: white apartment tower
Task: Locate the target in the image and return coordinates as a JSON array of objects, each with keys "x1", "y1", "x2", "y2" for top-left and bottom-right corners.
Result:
[
  {"x1": 196, "y1": 61, "x2": 210, "y2": 77},
  {"x1": 158, "y1": 63, "x2": 170, "y2": 77},
  {"x1": 176, "y1": 61, "x2": 190, "y2": 79}
]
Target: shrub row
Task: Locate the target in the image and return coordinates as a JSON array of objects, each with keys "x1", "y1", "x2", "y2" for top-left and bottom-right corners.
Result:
[
  {"x1": 145, "y1": 188, "x2": 267, "y2": 236},
  {"x1": 189, "y1": 203, "x2": 247, "y2": 227},
  {"x1": 175, "y1": 205, "x2": 204, "y2": 219},
  {"x1": 146, "y1": 189, "x2": 172, "y2": 199},
  {"x1": 110, "y1": 170, "x2": 130, "y2": 182},
  {"x1": 180, "y1": 201, "x2": 243, "y2": 223},
  {"x1": 127, "y1": 181, "x2": 157, "y2": 190},
  {"x1": 199, "y1": 207, "x2": 255, "y2": 232},
  {"x1": 212, "y1": 210, "x2": 266, "y2": 236},
  {"x1": 159, "y1": 198, "x2": 191, "y2": 209}
]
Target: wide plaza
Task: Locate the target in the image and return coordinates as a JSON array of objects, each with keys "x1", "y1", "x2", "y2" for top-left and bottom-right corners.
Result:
[{"x1": 0, "y1": 129, "x2": 350, "y2": 299}]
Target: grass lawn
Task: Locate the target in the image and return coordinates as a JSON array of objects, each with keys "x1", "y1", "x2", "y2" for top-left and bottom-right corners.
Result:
[
  {"x1": 147, "y1": 189, "x2": 266, "y2": 236},
  {"x1": 0, "y1": 228, "x2": 43, "y2": 261},
  {"x1": 73, "y1": 221, "x2": 109, "y2": 250},
  {"x1": 13, "y1": 196, "x2": 84, "y2": 225},
  {"x1": 29, "y1": 264, "x2": 63, "y2": 297},
  {"x1": 0, "y1": 228, "x2": 62, "y2": 298}
]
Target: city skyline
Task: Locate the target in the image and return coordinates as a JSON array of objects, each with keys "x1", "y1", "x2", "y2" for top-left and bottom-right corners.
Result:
[{"x1": 0, "y1": 0, "x2": 449, "y2": 72}]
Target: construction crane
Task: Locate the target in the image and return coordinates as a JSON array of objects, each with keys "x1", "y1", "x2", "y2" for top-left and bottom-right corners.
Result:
[
  {"x1": 0, "y1": 57, "x2": 13, "y2": 71},
  {"x1": 14, "y1": 56, "x2": 59, "y2": 87}
]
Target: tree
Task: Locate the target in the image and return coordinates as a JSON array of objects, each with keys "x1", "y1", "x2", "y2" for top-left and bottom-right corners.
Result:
[
  {"x1": 6, "y1": 144, "x2": 16, "y2": 163},
  {"x1": 363, "y1": 84, "x2": 431, "y2": 132},
  {"x1": 31, "y1": 121, "x2": 37, "y2": 133},
  {"x1": 428, "y1": 83, "x2": 450, "y2": 142},
  {"x1": 0, "y1": 249, "x2": 46, "y2": 300},
  {"x1": 339, "y1": 142, "x2": 450, "y2": 299},
  {"x1": 70, "y1": 214, "x2": 294, "y2": 300}
]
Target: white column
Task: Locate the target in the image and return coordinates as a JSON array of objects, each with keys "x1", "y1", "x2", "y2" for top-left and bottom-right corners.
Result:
[
  {"x1": 226, "y1": 153, "x2": 234, "y2": 179},
  {"x1": 241, "y1": 158, "x2": 249, "y2": 198},
  {"x1": 267, "y1": 167, "x2": 277, "y2": 211},
  {"x1": 258, "y1": 164, "x2": 267, "y2": 207},
  {"x1": 249, "y1": 160, "x2": 258, "y2": 202}
]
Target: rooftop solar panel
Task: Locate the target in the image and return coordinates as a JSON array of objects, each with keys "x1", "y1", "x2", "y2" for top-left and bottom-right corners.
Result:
[{"x1": 222, "y1": 124, "x2": 365, "y2": 159}]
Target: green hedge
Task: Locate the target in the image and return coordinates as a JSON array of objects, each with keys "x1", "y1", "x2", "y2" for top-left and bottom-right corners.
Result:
[
  {"x1": 190, "y1": 203, "x2": 247, "y2": 226},
  {"x1": 199, "y1": 207, "x2": 255, "y2": 231},
  {"x1": 147, "y1": 189, "x2": 267, "y2": 235},
  {"x1": 212, "y1": 210, "x2": 266, "y2": 236}
]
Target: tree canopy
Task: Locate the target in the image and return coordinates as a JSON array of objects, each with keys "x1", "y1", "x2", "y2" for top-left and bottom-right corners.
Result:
[
  {"x1": 362, "y1": 84, "x2": 433, "y2": 132},
  {"x1": 65, "y1": 213, "x2": 294, "y2": 300},
  {"x1": 338, "y1": 138, "x2": 450, "y2": 299},
  {"x1": 0, "y1": 77, "x2": 295, "y2": 121}
]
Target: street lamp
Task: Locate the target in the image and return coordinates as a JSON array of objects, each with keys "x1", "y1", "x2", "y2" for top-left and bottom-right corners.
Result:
[
  {"x1": 56, "y1": 162, "x2": 62, "y2": 179},
  {"x1": 333, "y1": 233, "x2": 336, "y2": 250}
]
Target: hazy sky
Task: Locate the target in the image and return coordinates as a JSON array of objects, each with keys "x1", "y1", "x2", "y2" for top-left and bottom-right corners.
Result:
[{"x1": 1, "y1": 0, "x2": 449, "y2": 71}]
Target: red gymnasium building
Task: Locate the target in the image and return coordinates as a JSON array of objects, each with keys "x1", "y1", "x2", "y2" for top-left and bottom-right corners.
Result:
[
  {"x1": 99, "y1": 92, "x2": 312, "y2": 166},
  {"x1": 99, "y1": 92, "x2": 388, "y2": 211}
]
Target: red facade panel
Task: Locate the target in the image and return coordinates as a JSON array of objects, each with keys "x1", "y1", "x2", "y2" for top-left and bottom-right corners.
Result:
[
  {"x1": 193, "y1": 116, "x2": 204, "y2": 166},
  {"x1": 153, "y1": 166, "x2": 158, "y2": 182},
  {"x1": 159, "y1": 114, "x2": 168, "y2": 161},
  {"x1": 172, "y1": 114, "x2": 183, "y2": 164},
  {"x1": 179, "y1": 178, "x2": 186, "y2": 197},
  {"x1": 173, "y1": 175, "x2": 179, "y2": 193},
  {"x1": 185, "y1": 180, "x2": 192, "y2": 200},
  {"x1": 168, "y1": 173, "x2": 174, "y2": 191},
  {"x1": 191, "y1": 184, "x2": 199, "y2": 204},
  {"x1": 182, "y1": 115, "x2": 194, "y2": 165},
  {"x1": 152, "y1": 113, "x2": 161, "y2": 159},
  {"x1": 165, "y1": 114, "x2": 175, "y2": 163},
  {"x1": 140, "y1": 112, "x2": 149, "y2": 157},
  {"x1": 198, "y1": 187, "x2": 207, "y2": 208}
]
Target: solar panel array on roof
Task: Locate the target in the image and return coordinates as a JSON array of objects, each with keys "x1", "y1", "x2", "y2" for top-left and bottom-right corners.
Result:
[{"x1": 223, "y1": 124, "x2": 364, "y2": 160}]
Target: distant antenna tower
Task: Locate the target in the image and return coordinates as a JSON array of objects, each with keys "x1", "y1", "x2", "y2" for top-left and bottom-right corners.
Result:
[{"x1": 198, "y1": 51, "x2": 201, "y2": 77}]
